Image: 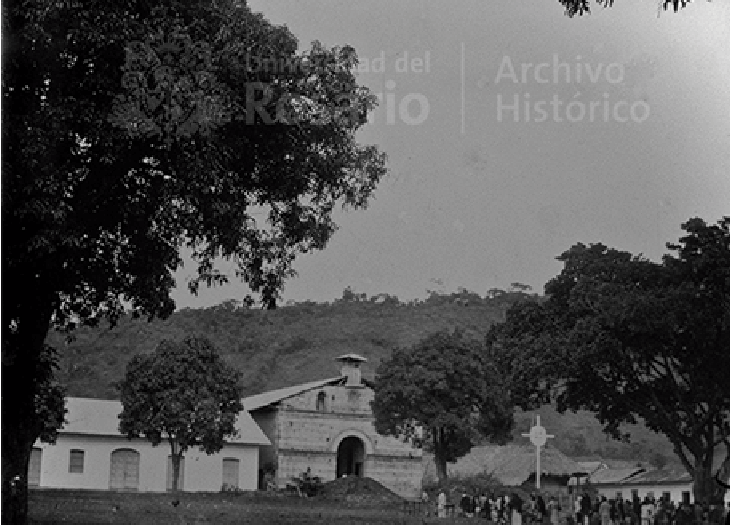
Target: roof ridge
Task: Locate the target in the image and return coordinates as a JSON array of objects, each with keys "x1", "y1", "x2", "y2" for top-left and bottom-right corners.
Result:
[{"x1": 242, "y1": 376, "x2": 346, "y2": 411}]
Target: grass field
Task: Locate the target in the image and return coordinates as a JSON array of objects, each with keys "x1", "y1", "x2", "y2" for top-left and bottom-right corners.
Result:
[{"x1": 29, "y1": 489, "x2": 483, "y2": 524}]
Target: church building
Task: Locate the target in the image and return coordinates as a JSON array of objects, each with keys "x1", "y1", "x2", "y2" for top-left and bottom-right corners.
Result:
[{"x1": 243, "y1": 354, "x2": 423, "y2": 499}]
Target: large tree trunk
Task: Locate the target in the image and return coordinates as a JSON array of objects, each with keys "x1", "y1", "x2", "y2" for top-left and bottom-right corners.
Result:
[
  {"x1": 1, "y1": 420, "x2": 34, "y2": 525},
  {"x1": 3, "y1": 352, "x2": 42, "y2": 525},
  {"x1": 692, "y1": 448, "x2": 728, "y2": 505},
  {"x1": 433, "y1": 429, "x2": 448, "y2": 485},
  {"x1": 435, "y1": 453, "x2": 448, "y2": 485},
  {"x1": 171, "y1": 451, "x2": 182, "y2": 493},
  {"x1": 715, "y1": 444, "x2": 730, "y2": 491},
  {"x1": 2, "y1": 295, "x2": 56, "y2": 525}
]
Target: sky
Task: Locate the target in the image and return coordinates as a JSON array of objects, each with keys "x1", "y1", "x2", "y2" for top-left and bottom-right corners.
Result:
[{"x1": 171, "y1": 0, "x2": 730, "y2": 309}]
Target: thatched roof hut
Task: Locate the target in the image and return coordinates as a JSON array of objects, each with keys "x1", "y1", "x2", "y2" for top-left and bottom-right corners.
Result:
[
  {"x1": 423, "y1": 444, "x2": 590, "y2": 488},
  {"x1": 487, "y1": 444, "x2": 590, "y2": 486}
]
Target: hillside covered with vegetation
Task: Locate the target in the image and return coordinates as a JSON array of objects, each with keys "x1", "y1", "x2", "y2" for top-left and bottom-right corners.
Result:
[{"x1": 48, "y1": 287, "x2": 678, "y2": 468}]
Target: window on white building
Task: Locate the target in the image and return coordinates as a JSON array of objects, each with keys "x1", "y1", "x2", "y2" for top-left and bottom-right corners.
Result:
[
  {"x1": 222, "y1": 458, "x2": 239, "y2": 490},
  {"x1": 316, "y1": 391, "x2": 326, "y2": 412},
  {"x1": 69, "y1": 449, "x2": 84, "y2": 473}
]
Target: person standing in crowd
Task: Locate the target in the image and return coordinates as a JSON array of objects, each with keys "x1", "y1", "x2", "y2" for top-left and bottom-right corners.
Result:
[
  {"x1": 421, "y1": 489, "x2": 430, "y2": 517},
  {"x1": 437, "y1": 489, "x2": 447, "y2": 518},
  {"x1": 616, "y1": 496, "x2": 625, "y2": 525},
  {"x1": 599, "y1": 496, "x2": 611, "y2": 525},
  {"x1": 538, "y1": 495, "x2": 548, "y2": 524},
  {"x1": 674, "y1": 502, "x2": 693, "y2": 525},
  {"x1": 480, "y1": 492, "x2": 489, "y2": 519},
  {"x1": 641, "y1": 496, "x2": 654, "y2": 525},
  {"x1": 594, "y1": 496, "x2": 603, "y2": 525},
  {"x1": 548, "y1": 495, "x2": 561, "y2": 525},
  {"x1": 491, "y1": 493, "x2": 500, "y2": 522},
  {"x1": 582, "y1": 492, "x2": 594, "y2": 525},
  {"x1": 623, "y1": 497, "x2": 633, "y2": 525},
  {"x1": 576, "y1": 495, "x2": 585, "y2": 525},
  {"x1": 472, "y1": 489, "x2": 481, "y2": 518},
  {"x1": 460, "y1": 492, "x2": 472, "y2": 518},
  {"x1": 633, "y1": 496, "x2": 643, "y2": 525},
  {"x1": 512, "y1": 492, "x2": 524, "y2": 525}
]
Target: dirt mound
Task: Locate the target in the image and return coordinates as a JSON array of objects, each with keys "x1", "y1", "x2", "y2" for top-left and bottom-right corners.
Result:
[{"x1": 318, "y1": 476, "x2": 403, "y2": 504}]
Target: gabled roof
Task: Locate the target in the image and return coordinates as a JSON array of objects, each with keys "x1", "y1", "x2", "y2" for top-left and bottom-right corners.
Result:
[
  {"x1": 242, "y1": 377, "x2": 345, "y2": 411},
  {"x1": 617, "y1": 469, "x2": 692, "y2": 485},
  {"x1": 589, "y1": 467, "x2": 646, "y2": 484},
  {"x1": 51, "y1": 397, "x2": 270, "y2": 446}
]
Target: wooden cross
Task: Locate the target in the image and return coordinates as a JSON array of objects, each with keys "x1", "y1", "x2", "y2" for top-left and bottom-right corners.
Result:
[{"x1": 522, "y1": 415, "x2": 554, "y2": 489}]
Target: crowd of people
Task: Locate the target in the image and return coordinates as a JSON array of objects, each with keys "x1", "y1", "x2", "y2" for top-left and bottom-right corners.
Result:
[
  {"x1": 573, "y1": 492, "x2": 730, "y2": 525},
  {"x1": 427, "y1": 489, "x2": 562, "y2": 522},
  {"x1": 423, "y1": 489, "x2": 730, "y2": 525}
]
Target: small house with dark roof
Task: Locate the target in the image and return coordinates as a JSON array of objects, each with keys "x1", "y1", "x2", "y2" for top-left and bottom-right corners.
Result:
[
  {"x1": 591, "y1": 468, "x2": 694, "y2": 504},
  {"x1": 244, "y1": 354, "x2": 423, "y2": 499}
]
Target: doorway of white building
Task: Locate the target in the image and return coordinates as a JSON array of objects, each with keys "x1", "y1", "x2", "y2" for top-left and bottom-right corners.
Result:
[
  {"x1": 109, "y1": 449, "x2": 140, "y2": 490},
  {"x1": 336, "y1": 436, "x2": 365, "y2": 478}
]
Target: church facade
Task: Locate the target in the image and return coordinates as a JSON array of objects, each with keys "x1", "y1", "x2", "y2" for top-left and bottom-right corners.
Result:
[{"x1": 244, "y1": 354, "x2": 423, "y2": 499}]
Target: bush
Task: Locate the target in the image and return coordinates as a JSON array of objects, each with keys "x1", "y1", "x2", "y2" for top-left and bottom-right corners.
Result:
[
  {"x1": 220, "y1": 484, "x2": 246, "y2": 494},
  {"x1": 290, "y1": 470, "x2": 324, "y2": 497},
  {"x1": 423, "y1": 472, "x2": 508, "y2": 501}
]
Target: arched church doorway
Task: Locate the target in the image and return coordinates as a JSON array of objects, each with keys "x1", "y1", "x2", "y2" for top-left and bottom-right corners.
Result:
[{"x1": 336, "y1": 436, "x2": 365, "y2": 478}]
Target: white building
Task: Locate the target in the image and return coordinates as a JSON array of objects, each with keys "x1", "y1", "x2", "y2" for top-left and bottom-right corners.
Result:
[
  {"x1": 591, "y1": 469, "x2": 694, "y2": 504},
  {"x1": 29, "y1": 397, "x2": 269, "y2": 492},
  {"x1": 591, "y1": 466, "x2": 730, "y2": 506}
]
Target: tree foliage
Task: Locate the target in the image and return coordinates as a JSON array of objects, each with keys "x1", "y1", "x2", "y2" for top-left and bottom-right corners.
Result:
[
  {"x1": 3, "y1": 0, "x2": 386, "y2": 520},
  {"x1": 558, "y1": 0, "x2": 704, "y2": 17},
  {"x1": 371, "y1": 330, "x2": 514, "y2": 484},
  {"x1": 118, "y1": 336, "x2": 243, "y2": 492},
  {"x1": 487, "y1": 217, "x2": 730, "y2": 503}
]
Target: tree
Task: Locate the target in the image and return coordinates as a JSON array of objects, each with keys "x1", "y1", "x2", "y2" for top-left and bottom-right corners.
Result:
[
  {"x1": 370, "y1": 330, "x2": 514, "y2": 484},
  {"x1": 558, "y1": 0, "x2": 706, "y2": 17},
  {"x1": 118, "y1": 336, "x2": 243, "y2": 493},
  {"x1": 487, "y1": 217, "x2": 730, "y2": 503},
  {"x1": 508, "y1": 282, "x2": 533, "y2": 294},
  {"x1": 2, "y1": 1, "x2": 386, "y2": 521}
]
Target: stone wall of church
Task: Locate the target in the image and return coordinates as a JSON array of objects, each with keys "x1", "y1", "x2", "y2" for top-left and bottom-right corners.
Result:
[{"x1": 270, "y1": 384, "x2": 423, "y2": 499}]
